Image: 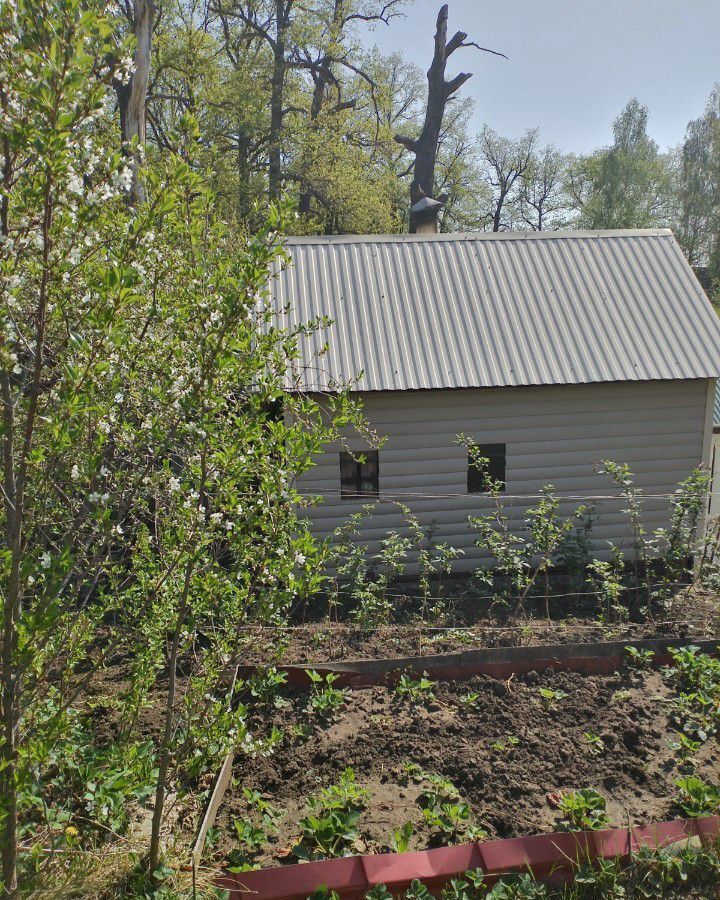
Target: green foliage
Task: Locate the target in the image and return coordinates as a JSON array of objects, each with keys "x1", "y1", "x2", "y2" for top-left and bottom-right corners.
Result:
[
  {"x1": 537, "y1": 687, "x2": 568, "y2": 709},
  {"x1": 389, "y1": 821, "x2": 414, "y2": 853},
  {"x1": 305, "y1": 671, "x2": 348, "y2": 720},
  {"x1": 573, "y1": 99, "x2": 670, "y2": 230},
  {"x1": 294, "y1": 769, "x2": 369, "y2": 860},
  {"x1": 491, "y1": 735, "x2": 520, "y2": 755},
  {"x1": 582, "y1": 733, "x2": 606, "y2": 756},
  {"x1": 0, "y1": 0, "x2": 366, "y2": 883},
  {"x1": 417, "y1": 774, "x2": 486, "y2": 843},
  {"x1": 663, "y1": 646, "x2": 720, "y2": 743},
  {"x1": 673, "y1": 776, "x2": 720, "y2": 817},
  {"x1": 555, "y1": 789, "x2": 610, "y2": 832},
  {"x1": 395, "y1": 672, "x2": 436, "y2": 705},
  {"x1": 624, "y1": 647, "x2": 655, "y2": 670}
]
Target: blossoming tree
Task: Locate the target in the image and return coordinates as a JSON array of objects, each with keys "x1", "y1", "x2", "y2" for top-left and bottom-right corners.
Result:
[{"x1": 0, "y1": 1, "x2": 363, "y2": 892}]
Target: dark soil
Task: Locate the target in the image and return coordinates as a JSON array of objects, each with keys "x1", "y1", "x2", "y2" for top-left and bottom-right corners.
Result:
[
  {"x1": 212, "y1": 666, "x2": 720, "y2": 868},
  {"x1": 239, "y1": 616, "x2": 720, "y2": 665}
]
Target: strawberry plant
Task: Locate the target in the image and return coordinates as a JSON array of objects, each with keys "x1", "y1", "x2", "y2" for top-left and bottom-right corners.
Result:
[
  {"x1": 396, "y1": 672, "x2": 436, "y2": 705},
  {"x1": 555, "y1": 788, "x2": 609, "y2": 831},
  {"x1": 624, "y1": 646, "x2": 655, "y2": 669},
  {"x1": 389, "y1": 821, "x2": 414, "y2": 853},
  {"x1": 538, "y1": 687, "x2": 568, "y2": 709},
  {"x1": 673, "y1": 776, "x2": 720, "y2": 817},
  {"x1": 417, "y1": 774, "x2": 486, "y2": 842},
  {"x1": 491, "y1": 735, "x2": 520, "y2": 755},
  {"x1": 294, "y1": 768, "x2": 369, "y2": 860},
  {"x1": 582, "y1": 732, "x2": 606, "y2": 756},
  {"x1": 305, "y1": 670, "x2": 348, "y2": 720}
]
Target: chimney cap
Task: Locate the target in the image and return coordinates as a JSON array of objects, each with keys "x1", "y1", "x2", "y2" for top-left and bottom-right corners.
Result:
[{"x1": 411, "y1": 196, "x2": 445, "y2": 214}]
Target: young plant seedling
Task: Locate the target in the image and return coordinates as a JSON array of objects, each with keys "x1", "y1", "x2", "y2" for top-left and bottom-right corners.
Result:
[
  {"x1": 583, "y1": 732, "x2": 606, "y2": 756},
  {"x1": 491, "y1": 735, "x2": 520, "y2": 755},
  {"x1": 226, "y1": 791, "x2": 285, "y2": 871},
  {"x1": 294, "y1": 770, "x2": 369, "y2": 861},
  {"x1": 624, "y1": 645, "x2": 656, "y2": 671},
  {"x1": 389, "y1": 821, "x2": 414, "y2": 853},
  {"x1": 305, "y1": 670, "x2": 348, "y2": 720},
  {"x1": 395, "y1": 672, "x2": 436, "y2": 705},
  {"x1": 458, "y1": 691, "x2": 481, "y2": 712},
  {"x1": 555, "y1": 789, "x2": 610, "y2": 831},
  {"x1": 673, "y1": 776, "x2": 720, "y2": 817},
  {"x1": 538, "y1": 687, "x2": 568, "y2": 709},
  {"x1": 417, "y1": 774, "x2": 485, "y2": 843},
  {"x1": 398, "y1": 760, "x2": 426, "y2": 785}
]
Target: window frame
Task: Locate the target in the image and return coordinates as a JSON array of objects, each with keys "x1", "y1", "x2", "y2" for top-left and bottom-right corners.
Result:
[
  {"x1": 339, "y1": 450, "x2": 379, "y2": 499},
  {"x1": 467, "y1": 443, "x2": 506, "y2": 494}
]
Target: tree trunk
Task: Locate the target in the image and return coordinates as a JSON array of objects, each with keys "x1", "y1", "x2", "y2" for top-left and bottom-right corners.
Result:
[
  {"x1": 394, "y1": 5, "x2": 471, "y2": 232},
  {"x1": 115, "y1": 0, "x2": 156, "y2": 206},
  {"x1": 268, "y1": 0, "x2": 290, "y2": 202}
]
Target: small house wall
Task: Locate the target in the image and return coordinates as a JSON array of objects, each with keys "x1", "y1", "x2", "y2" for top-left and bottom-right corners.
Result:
[
  {"x1": 710, "y1": 431, "x2": 720, "y2": 519},
  {"x1": 296, "y1": 378, "x2": 714, "y2": 573}
]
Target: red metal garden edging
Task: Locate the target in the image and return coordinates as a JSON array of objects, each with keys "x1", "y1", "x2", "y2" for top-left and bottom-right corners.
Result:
[
  {"x1": 215, "y1": 816, "x2": 720, "y2": 900},
  {"x1": 235, "y1": 637, "x2": 720, "y2": 689}
]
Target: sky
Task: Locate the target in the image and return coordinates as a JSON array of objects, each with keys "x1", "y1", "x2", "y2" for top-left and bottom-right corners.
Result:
[{"x1": 361, "y1": 0, "x2": 720, "y2": 154}]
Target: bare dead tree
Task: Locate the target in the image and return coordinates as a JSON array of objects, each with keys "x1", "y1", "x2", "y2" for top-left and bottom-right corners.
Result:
[
  {"x1": 114, "y1": 0, "x2": 158, "y2": 205},
  {"x1": 394, "y1": 4, "x2": 506, "y2": 232}
]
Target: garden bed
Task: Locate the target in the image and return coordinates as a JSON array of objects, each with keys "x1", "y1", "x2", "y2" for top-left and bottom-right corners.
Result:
[
  {"x1": 209, "y1": 660, "x2": 720, "y2": 871},
  {"x1": 242, "y1": 588, "x2": 720, "y2": 664}
]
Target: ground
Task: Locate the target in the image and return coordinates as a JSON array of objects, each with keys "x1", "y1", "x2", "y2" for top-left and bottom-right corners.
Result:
[{"x1": 210, "y1": 664, "x2": 719, "y2": 868}]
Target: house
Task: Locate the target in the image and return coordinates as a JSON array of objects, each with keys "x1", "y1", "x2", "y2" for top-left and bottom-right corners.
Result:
[{"x1": 272, "y1": 229, "x2": 720, "y2": 572}]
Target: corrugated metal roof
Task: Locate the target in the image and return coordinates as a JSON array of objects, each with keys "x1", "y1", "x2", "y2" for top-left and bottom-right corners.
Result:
[{"x1": 270, "y1": 229, "x2": 720, "y2": 392}]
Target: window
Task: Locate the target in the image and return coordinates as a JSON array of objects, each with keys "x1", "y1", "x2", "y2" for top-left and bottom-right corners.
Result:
[
  {"x1": 467, "y1": 443, "x2": 506, "y2": 493},
  {"x1": 340, "y1": 450, "x2": 379, "y2": 499}
]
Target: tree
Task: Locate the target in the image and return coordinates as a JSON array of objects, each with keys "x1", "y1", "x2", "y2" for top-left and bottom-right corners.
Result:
[
  {"x1": 478, "y1": 126, "x2": 538, "y2": 231},
  {"x1": 394, "y1": 3, "x2": 506, "y2": 232},
  {"x1": 675, "y1": 85, "x2": 720, "y2": 277},
  {"x1": 0, "y1": 1, "x2": 364, "y2": 890},
  {"x1": 518, "y1": 144, "x2": 569, "y2": 231},
  {"x1": 114, "y1": 0, "x2": 158, "y2": 204},
  {"x1": 571, "y1": 98, "x2": 670, "y2": 230}
]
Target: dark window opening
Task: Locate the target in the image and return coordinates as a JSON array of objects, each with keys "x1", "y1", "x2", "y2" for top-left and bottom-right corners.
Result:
[
  {"x1": 340, "y1": 450, "x2": 379, "y2": 499},
  {"x1": 468, "y1": 443, "x2": 506, "y2": 493}
]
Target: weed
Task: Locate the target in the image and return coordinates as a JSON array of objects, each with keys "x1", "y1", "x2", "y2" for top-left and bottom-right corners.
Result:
[{"x1": 555, "y1": 789, "x2": 610, "y2": 831}]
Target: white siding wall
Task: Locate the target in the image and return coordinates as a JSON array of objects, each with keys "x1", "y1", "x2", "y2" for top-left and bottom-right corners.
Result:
[
  {"x1": 710, "y1": 432, "x2": 720, "y2": 519},
  {"x1": 296, "y1": 379, "x2": 712, "y2": 573}
]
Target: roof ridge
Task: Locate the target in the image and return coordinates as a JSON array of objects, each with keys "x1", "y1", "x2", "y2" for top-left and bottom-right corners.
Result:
[{"x1": 283, "y1": 228, "x2": 674, "y2": 246}]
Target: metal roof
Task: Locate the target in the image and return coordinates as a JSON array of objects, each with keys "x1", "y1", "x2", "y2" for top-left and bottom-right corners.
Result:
[{"x1": 270, "y1": 229, "x2": 720, "y2": 392}]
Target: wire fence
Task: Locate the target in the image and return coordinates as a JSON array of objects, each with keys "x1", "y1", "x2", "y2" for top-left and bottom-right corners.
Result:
[
  {"x1": 293, "y1": 487, "x2": 720, "y2": 502},
  {"x1": 232, "y1": 616, "x2": 717, "y2": 634}
]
